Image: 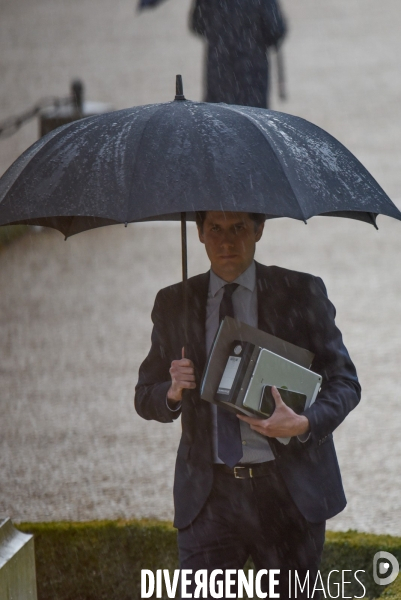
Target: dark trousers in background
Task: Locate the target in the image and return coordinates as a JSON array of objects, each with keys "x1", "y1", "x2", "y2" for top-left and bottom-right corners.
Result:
[{"x1": 178, "y1": 461, "x2": 325, "y2": 599}]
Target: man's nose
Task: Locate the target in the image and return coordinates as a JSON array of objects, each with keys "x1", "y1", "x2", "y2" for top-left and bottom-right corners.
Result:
[{"x1": 220, "y1": 230, "x2": 236, "y2": 247}]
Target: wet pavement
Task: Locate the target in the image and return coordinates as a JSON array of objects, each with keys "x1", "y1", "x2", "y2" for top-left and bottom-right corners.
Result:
[{"x1": 0, "y1": 0, "x2": 401, "y2": 534}]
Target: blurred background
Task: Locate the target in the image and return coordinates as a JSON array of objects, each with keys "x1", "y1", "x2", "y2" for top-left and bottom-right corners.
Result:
[{"x1": 0, "y1": 0, "x2": 400, "y2": 534}]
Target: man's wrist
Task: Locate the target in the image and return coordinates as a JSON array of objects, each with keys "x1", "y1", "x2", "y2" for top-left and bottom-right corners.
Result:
[
  {"x1": 167, "y1": 386, "x2": 182, "y2": 404},
  {"x1": 295, "y1": 415, "x2": 310, "y2": 436}
]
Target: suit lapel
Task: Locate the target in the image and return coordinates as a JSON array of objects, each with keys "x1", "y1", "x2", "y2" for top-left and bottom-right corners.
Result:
[
  {"x1": 256, "y1": 262, "x2": 307, "y2": 348},
  {"x1": 256, "y1": 262, "x2": 282, "y2": 336}
]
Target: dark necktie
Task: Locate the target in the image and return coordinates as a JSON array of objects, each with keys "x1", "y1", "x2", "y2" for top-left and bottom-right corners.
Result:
[{"x1": 217, "y1": 283, "x2": 243, "y2": 467}]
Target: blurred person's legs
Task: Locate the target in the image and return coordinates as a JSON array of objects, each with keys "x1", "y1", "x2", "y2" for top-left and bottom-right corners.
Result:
[
  {"x1": 178, "y1": 461, "x2": 325, "y2": 599},
  {"x1": 205, "y1": 46, "x2": 269, "y2": 108}
]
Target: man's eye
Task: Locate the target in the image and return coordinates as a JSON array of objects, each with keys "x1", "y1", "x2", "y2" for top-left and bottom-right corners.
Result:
[{"x1": 211, "y1": 225, "x2": 220, "y2": 232}]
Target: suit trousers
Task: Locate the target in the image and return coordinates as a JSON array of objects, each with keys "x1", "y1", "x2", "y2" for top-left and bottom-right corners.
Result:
[{"x1": 178, "y1": 461, "x2": 325, "y2": 599}]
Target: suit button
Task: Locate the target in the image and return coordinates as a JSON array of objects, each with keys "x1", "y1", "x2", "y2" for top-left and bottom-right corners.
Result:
[{"x1": 242, "y1": 441, "x2": 247, "y2": 445}]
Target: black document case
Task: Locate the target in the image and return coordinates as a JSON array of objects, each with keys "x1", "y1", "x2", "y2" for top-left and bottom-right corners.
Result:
[{"x1": 200, "y1": 316, "x2": 315, "y2": 417}]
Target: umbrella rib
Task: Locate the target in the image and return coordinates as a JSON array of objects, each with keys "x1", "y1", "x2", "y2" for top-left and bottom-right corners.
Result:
[
  {"x1": 222, "y1": 105, "x2": 309, "y2": 222},
  {"x1": 126, "y1": 103, "x2": 167, "y2": 223}
]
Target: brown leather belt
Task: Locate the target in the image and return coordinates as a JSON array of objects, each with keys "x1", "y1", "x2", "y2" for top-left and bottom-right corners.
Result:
[{"x1": 213, "y1": 461, "x2": 275, "y2": 479}]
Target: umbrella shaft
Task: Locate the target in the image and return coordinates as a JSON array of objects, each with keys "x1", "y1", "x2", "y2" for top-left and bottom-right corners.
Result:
[
  {"x1": 181, "y1": 212, "x2": 188, "y2": 281},
  {"x1": 181, "y1": 212, "x2": 189, "y2": 348}
]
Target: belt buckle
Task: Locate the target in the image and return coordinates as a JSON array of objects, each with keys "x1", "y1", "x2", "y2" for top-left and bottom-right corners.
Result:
[{"x1": 234, "y1": 466, "x2": 251, "y2": 479}]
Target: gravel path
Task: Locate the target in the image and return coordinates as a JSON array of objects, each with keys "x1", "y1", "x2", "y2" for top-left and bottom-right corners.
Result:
[{"x1": 1, "y1": 0, "x2": 401, "y2": 534}]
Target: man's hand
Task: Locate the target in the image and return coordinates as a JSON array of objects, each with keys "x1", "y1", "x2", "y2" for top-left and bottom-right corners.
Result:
[
  {"x1": 167, "y1": 347, "x2": 196, "y2": 404},
  {"x1": 237, "y1": 386, "x2": 310, "y2": 438}
]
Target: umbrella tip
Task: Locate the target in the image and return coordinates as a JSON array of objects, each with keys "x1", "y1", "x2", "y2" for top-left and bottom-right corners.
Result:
[
  {"x1": 368, "y1": 212, "x2": 379, "y2": 230},
  {"x1": 175, "y1": 75, "x2": 186, "y2": 101}
]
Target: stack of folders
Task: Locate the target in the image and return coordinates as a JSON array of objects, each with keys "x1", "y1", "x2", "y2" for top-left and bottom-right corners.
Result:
[{"x1": 200, "y1": 317, "x2": 322, "y2": 444}]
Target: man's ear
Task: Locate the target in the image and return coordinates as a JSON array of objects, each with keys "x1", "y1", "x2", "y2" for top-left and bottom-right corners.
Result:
[
  {"x1": 197, "y1": 226, "x2": 205, "y2": 244},
  {"x1": 255, "y1": 221, "x2": 265, "y2": 242}
]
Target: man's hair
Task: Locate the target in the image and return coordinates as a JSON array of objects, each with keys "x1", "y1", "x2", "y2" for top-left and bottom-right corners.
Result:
[{"x1": 195, "y1": 211, "x2": 266, "y2": 231}]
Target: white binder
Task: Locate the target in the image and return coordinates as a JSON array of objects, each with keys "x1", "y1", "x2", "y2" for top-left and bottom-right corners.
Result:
[{"x1": 242, "y1": 347, "x2": 322, "y2": 444}]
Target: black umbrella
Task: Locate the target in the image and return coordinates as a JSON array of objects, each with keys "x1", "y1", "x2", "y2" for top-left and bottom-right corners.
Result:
[{"x1": 1, "y1": 75, "x2": 400, "y2": 332}]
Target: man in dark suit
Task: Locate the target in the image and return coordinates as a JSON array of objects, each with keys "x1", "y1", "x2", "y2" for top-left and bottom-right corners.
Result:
[{"x1": 135, "y1": 211, "x2": 360, "y2": 598}]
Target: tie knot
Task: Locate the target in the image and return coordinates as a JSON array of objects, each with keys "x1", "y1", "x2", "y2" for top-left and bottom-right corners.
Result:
[{"x1": 223, "y1": 283, "x2": 239, "y2": 299}]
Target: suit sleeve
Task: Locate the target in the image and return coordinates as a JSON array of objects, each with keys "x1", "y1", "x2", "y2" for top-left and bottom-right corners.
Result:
[
  {"x1": 135, "y1": 290, "x2": 182, "y2": 423},
  {"x1": 189, "y1": 0, "x2": 207, "y2": 37},
  {"x1": 260, "y1": 0, "x2": 287, "y2": 49},
  {"x1": 302, "y1": 277, "x2": 361, "y2": 441}
]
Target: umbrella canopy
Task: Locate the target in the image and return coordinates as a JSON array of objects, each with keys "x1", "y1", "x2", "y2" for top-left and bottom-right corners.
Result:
[{"x1": 1, "y1": 78, "x2": 400, "y2": 240}]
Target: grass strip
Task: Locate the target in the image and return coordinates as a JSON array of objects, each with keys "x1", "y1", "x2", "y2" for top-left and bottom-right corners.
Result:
[{"x1": 18, "y1": 520, "x2": 401, "y2": 600}]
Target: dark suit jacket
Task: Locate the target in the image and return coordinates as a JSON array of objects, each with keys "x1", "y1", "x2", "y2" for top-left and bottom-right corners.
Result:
[{"x1": 135, "y1": 262, "x2": 361, "y2": 529}]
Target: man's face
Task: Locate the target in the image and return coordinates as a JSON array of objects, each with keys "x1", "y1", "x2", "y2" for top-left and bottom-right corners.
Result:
[{"x1": 198, "y1": 211, "x2": 264, "y2": 282}]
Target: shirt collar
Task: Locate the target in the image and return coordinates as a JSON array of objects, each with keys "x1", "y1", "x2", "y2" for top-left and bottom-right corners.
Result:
[{"x1": 209, "y1": 260, "x2": 256, "y2": 297}]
